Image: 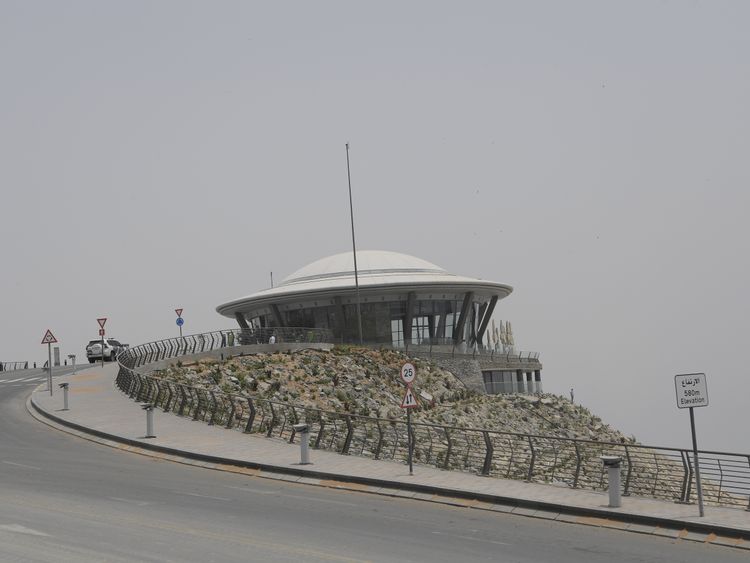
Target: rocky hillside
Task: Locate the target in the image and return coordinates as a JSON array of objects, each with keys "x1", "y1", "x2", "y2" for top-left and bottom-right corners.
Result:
[{"x1": 155, "y1": 346, "x2": 635, "y2": 444}]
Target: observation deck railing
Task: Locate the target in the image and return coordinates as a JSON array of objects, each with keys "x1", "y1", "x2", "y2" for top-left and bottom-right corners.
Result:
[
  {"x1": 393, "y1": 339, "x2": 540, "y2": 363},
  {"x1": 117, "y1": 327, "x2": 334, "y2": 369}
]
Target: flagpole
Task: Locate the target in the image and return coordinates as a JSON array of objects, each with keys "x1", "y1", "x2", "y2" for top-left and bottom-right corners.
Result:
[{"x1": 346, "y1": 143, "x2": 364, "y2": 345}]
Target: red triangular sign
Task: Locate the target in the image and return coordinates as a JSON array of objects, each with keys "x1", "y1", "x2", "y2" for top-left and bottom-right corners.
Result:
[
  {"x1": 97, "y1": 317, "x2": 107, "y2": 328},
  {"x1": 401, "y1": 387, "x2": 419, "y2": 409},
  {"x1": 175, "y1": 309, "x2": 183, "y2": 317},
  {"x1": 41, "y1": 329, "x2": 58, "y2": 344}
]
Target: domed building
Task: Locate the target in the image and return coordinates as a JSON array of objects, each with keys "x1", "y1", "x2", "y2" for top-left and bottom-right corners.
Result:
[{"x1": 216, "y1": 251, "x2": 543, "y2": 394}]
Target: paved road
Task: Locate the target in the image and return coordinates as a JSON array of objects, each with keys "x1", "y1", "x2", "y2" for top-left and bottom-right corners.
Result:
[{"x1": 0, "y1": 368, "x2": 745, "y2": 562}]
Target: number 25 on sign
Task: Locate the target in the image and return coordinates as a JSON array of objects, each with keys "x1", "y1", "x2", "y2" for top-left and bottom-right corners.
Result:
[{"x1": 400, "y1": 362, "x2": 416, "y2": 385}]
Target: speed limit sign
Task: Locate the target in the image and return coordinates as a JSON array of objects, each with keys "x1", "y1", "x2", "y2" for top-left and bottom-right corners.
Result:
[{"x1": 400, "y1": 362, "x2": 416, "y2": 385}]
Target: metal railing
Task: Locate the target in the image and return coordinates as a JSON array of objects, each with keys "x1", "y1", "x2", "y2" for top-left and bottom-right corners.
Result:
[
  {"x1": 1, "y1": 361, "x2": 29, "y2": 371},
  {"x1": 114, "y1": 330, "x2": 749, "y2": 509},
  {"x1": 117, "y1": 327, "x2": 334, "y2": 369},
  {"x1": 117, "y1": 328, "x2": 538, "y2": 369},
  {"x1": 395, "y1": 342, "x2": 541, "y2": 362},
  {"x1": 340, "y1": 336, "x2": 540, "y2": 362}
]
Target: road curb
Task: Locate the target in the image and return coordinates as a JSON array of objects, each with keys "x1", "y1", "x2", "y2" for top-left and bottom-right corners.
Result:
[{"x1": 28, "y1": 393, "x2": 749, "y2": 550}]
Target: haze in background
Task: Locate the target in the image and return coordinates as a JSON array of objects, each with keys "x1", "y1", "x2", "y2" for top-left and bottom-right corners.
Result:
[{"x1": 1, "y1": 2, "x2": 748, "y2": 452}]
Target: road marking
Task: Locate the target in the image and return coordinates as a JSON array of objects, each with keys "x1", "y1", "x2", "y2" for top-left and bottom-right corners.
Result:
[
  {"x1": 2, "y1": 461, "x2": 42, "y2": 471},
  {"x1": 0, "y1": 378, "x2": 44, "y2": 385},
  {"x1": 178, "y1": 492, "x2": 232, "y2": 502},
  {"x1": 431, "y1": 530, "x2": 510, "y2": 546},
  {"x1": 223, "y1": 486, "x2": 358, "y2": 507},
  {"x1": 0, "y1": 524, "x2": 50, "y2": 537},
  {"x1": 283, "y1": 494, "x2": 359, "y2": 507},
  {"x1": 108, "y1": 497, "x2": 153, "y2": 506},
  {"x1": 223, "y1": 485, "x2": 274, "y2": 495}
]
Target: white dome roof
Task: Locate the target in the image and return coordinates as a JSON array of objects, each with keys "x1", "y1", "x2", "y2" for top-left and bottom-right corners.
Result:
[{"x1": 281, "y1": 250, "x2": 445, "y2": 286}]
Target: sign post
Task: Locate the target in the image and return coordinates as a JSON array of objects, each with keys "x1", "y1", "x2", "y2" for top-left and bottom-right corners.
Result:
[
  {"x1": 674, "y1": 372, "x2": 709, "y2": 517},
  {"x1": 175, "y1": 309, "x2": 184, "y2": 338},
  {"x1": 97, "y1": 318, "x2": 107, "y2": 366},
  {"x1": 41, "y1": 330, "x2": 58, "y2": 396},
  {"x1": 400, "y1": 362, "x2": 418, "y2": 476}
]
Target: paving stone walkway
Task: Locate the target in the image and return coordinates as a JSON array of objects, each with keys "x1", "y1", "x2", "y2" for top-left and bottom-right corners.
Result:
[{"x1": 29, "y1": 364, "x2": 750, "y2": 550}]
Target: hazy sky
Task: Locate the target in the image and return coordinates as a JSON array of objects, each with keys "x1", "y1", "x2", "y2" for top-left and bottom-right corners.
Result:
[{"x1": 2, "y1": 1, "x2": 748, "y2": 452}]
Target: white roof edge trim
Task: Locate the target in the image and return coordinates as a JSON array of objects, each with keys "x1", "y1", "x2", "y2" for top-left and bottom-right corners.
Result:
[
  {"x1": 216, "y1": 280, "x2": 513, "y2": 316},
  {"x1": 280, "y1": 267, "x2": 453, "y2": 287}
]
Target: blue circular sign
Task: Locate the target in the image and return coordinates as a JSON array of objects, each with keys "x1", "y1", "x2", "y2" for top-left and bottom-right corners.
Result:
[{"x1": 176, "y1": 317, "x2": 184, "y2": 326}]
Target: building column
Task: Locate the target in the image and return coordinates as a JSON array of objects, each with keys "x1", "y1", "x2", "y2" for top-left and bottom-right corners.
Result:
[
  {"x1": 403, "y1": 292, "x2": 416, "y2": 346},
  {"x1": 516, "y1": 369, "x2": 525, "y2": 394},
  {"x1": 334, "y1": 297, "x2": 346, "y2": 341},
  {"x1": 534, "y1": 370, "x2": 542, "y2": 394},
  {"x1": 435, "y1": 311, "x2": 447, "y2": 340},
  {"x1": 469, "y1": 303, "x2": 486, "y2": 347},
  {"x1": 504, "y1": 371, "x2": 513, "y2": 394},
  {"x1": 234, "y1": 312, "x2": 250, "y2": 330},
  {"x1": 271, "y1": 304, "x2": 285, "y2": 328},
  {"x1": 475, "y1": 295, "x2": 498, "y2": 348},
  {"x1": 453, "y1": 292, "x2": 474, "y2": 345},
  {"x1": 427, "y1": 315, "x2": 435, "y2": 340},
  {"x1": 526, "y1": 371, "x2": 535, "y2": 394}
]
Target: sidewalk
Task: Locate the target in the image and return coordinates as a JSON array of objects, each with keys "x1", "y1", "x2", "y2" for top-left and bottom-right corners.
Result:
[{"x1": 30, "y1": 364, "x2": 750, "y2": 550}]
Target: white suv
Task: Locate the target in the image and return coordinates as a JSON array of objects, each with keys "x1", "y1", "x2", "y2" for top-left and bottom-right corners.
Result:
[{"x1": 86, "y1": 338, "x2": 125, "y2": 363}]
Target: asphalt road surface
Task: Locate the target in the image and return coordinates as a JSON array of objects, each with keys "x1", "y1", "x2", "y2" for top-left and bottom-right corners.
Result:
[{"x1": 0, "y1": 366, "x2": 745, "y2": 562}]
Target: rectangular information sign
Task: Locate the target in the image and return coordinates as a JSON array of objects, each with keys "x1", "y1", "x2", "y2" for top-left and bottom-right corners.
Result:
[{"x1": 674, "y1": 373, "x2": 709, "y2": 409}]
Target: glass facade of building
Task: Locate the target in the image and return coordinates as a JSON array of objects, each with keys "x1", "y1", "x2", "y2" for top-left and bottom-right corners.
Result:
[{"x1": 241, "y1": 296, "x2": 489, "y2": 346}]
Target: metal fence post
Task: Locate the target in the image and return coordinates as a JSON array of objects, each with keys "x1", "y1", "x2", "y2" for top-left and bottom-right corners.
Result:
[
  {"x1": 443, "y1": 428, "x2": 452, "y2": 469},
  {"x1": 373, "y1": 419, "x2": 383, "y2": 459},
  {"x1": 527, "y1": 436, "x2": 536, "y2": 482},
  {"x1": 244, "y1": 398, "x2": 256, "y2": 433},
  {"x1": 341, "y1": 415, "x2": 354, "y2": 455},
  {"x1": 208, "y1": 391, "x2": 217, "y2": 426},
  {"x1": 226, "y1": 396, "x2": 237, "y2": 429},
  {"x1": 315, "y1": 418, "x2": 326, "y2": 449},
  {"x1": 623, "y1": 445, "x2": 633, "y2": 496},
  {"x1": 266, "y1": 403, "x2": 276, "y2": 437},
  {"x1": 481, "y1": 431, "x2": 493, "y2": 476},
  {"x1": 192, "y1": 388, "x2": 204, "y2": 421},
  {"x1": 177, "y1": 385, "x2": 188, "y2": 416}
]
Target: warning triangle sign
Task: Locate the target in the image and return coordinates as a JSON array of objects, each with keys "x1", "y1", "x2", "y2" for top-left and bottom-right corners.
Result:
[
  {"x1": 400, "y1": 386, "x2": 419, "y2": 409},
  {"x1": 175, "y1": 308, "x2": 183, "y2": 317},
  {"x1": 97, "y1": 318, "x2": 107, "y2": 328},
  {"x1": 41, "y1": 329, "x2": 58, "y2": 344}
]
